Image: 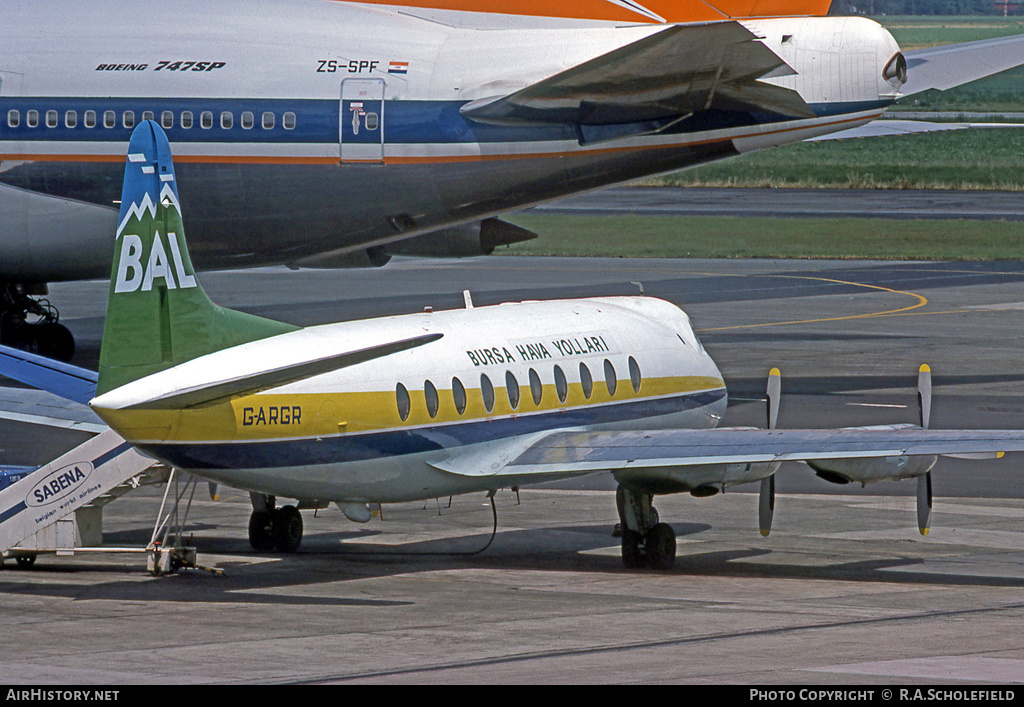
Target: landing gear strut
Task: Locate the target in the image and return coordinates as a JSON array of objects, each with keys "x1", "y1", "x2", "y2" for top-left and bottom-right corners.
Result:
[
  {"x1": 248, "y1": 494, "x2": 303, "y2": 553},
  {"x1": 0, "y1": 283, "x2": 74, "y2": 362},
  {"x1": 616, "y1": 485, "x2": 676, "y2": 570}
]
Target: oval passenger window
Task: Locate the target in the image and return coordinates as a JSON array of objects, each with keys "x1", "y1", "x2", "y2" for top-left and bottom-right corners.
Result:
[
  {"x1": 554, "y1": 365, "x2": 567, "y2": 403},
  {"x1": 506, "y1": 371, "x2": 520, "y2": 409},
  {"x1": 395, "y1": 383, "x2": 411, "y2": 421},
  {"x1": 529, "y1": 368, "x2": 542, "y2": 406},
  {"x1": 628, "y1": 356, "x2": 642, "y2": 393},
  {"x1": 481, "y1": 374, "x2": 495, "y2": 413},
  {"x1": 424, "y1": 379, "x2": 439, "y2": 418},
  {"x1": 604, "y1": 359, "x2": 617, "y2": 396},
  {"x1": 579, "y1": 362, "x2": 593, "y2": 399},
  {"x1": 452, "y1": 377, "x2": 467, "y2": 415}
]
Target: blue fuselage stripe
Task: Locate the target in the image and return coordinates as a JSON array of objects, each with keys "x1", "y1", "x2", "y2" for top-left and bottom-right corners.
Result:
[
  {"x1": 138, "y1": 388, "x2": 728, "y2": 470},
  {"x1": 0, "y1": 98, "x2": 892, "y2": 147}
]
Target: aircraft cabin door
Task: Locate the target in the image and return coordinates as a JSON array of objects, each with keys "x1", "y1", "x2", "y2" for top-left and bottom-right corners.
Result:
[{"x1": 340, "y1": 78, "x2": 385, "y2": 164}]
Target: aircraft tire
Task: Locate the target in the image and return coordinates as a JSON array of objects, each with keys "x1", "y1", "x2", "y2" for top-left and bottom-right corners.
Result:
[
  {"x1": 37, "y1": 323, "x2": 75, "y2": 363},
  {"x1": 248, "y1": 510, "x2": 276, "y2": 552},
  {"x1": 273, "y1": 505, "x2": 303, "y2": 553},
  {"x1": 646, "y1": 523, "x2": 676, "y2": 570},
  {"x1": 1, "y1": 322, "x2": 75, "y2": 363},
  {"x1": 621, "y1": 529, "x2": 645, "y2": 569}
]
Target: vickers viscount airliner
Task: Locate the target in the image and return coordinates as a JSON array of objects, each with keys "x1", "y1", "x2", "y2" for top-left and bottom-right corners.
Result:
[
  {"x1": 1, "y1": 0, "x2": 1024, "y2": 359},
  {"x1": 4, "y1": 120, "x2": 1024, "y2": 572}
]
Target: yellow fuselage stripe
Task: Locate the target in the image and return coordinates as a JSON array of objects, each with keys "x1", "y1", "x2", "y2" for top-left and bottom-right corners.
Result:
[{"x1": 95, "y1": 375, "x2": 725, "y2": 444}]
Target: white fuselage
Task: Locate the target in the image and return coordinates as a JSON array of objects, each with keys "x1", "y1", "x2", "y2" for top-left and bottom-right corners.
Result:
[
  {"x1": 91, "y1": 296, "x2": 729, "y2": 503},
  {"x1": 0, "y1": 0, "x2": 902, "y2": 280}
]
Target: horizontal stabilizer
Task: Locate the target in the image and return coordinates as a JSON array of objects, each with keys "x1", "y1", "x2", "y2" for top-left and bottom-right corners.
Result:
[
  {"x1": 127, "y1": 332, "x2": 443, "y2": 410},
  {"x1": 0, "y1": 344, "x2": 97, "y2": 405},
  {"x1": 810, "y1": 119, "x2": 1024, "y2": 141},
  {"x1": 460, "y1": 22, "x2": 813, "y2": 130},
  {"x1": 901, "y1": 33, "x2": 1024, "y2": 96}
]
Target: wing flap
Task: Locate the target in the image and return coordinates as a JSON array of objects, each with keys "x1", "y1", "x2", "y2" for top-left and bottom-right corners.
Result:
[{"x1": 460, "y1": 22, "x2": 814, "y2": 130}]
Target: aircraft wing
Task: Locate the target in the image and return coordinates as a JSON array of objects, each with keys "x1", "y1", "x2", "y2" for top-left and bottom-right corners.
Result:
[
  {"x1": 901, "y1": 33, "x2": 1024, "y2": 96},
  {"x1": 431, "y1": 425, "x2": 1024, "y2": 479},
  {"x1": 0, "y1": 343, "x2": 97, "y2": 405},
  {"x1": 460, "y1": 22, "x2": 814, "y2": 134},
  {"x1": 0, "y1": 344, "x2": 106, "y2": 434}
]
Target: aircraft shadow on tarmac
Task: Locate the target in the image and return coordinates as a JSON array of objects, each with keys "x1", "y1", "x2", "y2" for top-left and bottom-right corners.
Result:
[{"x1": 4, "y1": 515, "x2": 1024, "y2": 609}]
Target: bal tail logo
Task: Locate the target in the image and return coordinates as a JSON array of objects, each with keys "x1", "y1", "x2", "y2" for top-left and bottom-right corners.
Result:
[
  {"x1": 115, "y1": 227, "x2": 197, "y2": 294},
  {"x1": 113, "y1": 151, "x2": 196, "y2": 294}
]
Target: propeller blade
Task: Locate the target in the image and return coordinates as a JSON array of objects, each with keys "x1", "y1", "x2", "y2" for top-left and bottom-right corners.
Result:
[
  {"x1": 759, "y1": 367, "x2": 781, "y2": 536},
  {"x1": 759, "y1": 475, "x2": 775, "y2": 537},
  {"x1": 917, "y1": 365, "x2": 932, "y2": 535},
  {"x1": 918, "y1": 364, "x2": 931, "y2": 430},
  {"x1": 917, "y1": 471, "x2": 933, "y2": 536},
  {"x1": 767, "y1": 367, "x2": 781, "y2": 430}
]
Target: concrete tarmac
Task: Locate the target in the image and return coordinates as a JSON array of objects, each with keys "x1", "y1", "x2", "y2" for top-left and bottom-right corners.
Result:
[
  {"x1": 535, "y1": 186, "x2": 1024, "y2": 221},
  {"x1": 3, "y1": 256, "x2": 1024, "y2": 685}
]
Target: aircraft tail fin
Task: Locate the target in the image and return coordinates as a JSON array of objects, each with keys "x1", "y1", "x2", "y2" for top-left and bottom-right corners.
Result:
[
  {"x1": 97, "y1": 121, "x2": 298, "y2": 397},
  {"x1": 699, "y1": 0, "x2": 833, "y2": 19}
]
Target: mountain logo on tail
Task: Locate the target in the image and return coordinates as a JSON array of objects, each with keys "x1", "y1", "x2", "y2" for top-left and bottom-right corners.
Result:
[{"x1": 113, "y1": 164, "x2": 196, "y2": 293}]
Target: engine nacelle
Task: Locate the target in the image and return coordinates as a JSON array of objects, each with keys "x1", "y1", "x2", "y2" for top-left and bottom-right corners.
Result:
[
  {"x1": 806, "y1": 454, "x2": 937, "y2": 486},
  {"x1": 614, "y1": 460, "x2": 780, "y2": 496},
  {"x1": 388, "y1": 218, "x2": 537, "y2": 258},
  {"x1": 272, "y1": 217, "x2": 538, "y2": 269},
  {"x1": 289, "y1": 245, "x2": 391, "y2": 269}
]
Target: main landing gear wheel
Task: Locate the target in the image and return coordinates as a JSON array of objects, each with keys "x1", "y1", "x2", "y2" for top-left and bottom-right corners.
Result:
[
  {"x1": 0, "y1": 283, "x2": 75, "y2": 362},
  {"x1": 616, "y1": 486, "x2": 676, "y2": 570},
  {"x1": 248, "y1": 495, "x2": 304, "y2": 553},
  {"x1": 248, "y1": 510, "x2": 277, "y2": 552},
  {"x1": 273, "y1": 505, "x2": 303, "y2": 553}
]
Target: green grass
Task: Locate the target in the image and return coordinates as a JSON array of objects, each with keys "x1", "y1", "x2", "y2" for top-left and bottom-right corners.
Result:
[
  {"x1": 645, "y1": 124, "x2": 1024, "y2": 190},
  {"x1": 503, "y1": 213, "x2": 1024, "y2": 260},
  {"x1": 880, "y1": 15, "x2": 1024, "y2": 49}
]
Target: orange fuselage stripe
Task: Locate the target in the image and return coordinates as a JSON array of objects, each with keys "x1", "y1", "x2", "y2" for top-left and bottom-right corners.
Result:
[{"x1": 335, "y1": 0, "x2": 832, "y2": 23}]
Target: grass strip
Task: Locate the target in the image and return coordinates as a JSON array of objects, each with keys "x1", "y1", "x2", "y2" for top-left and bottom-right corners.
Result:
[
  {"x1": 503, "y1": 213, "x2": 1024, "y2": 260},
  {"x1": 643, "y1": 129, "x2": 1024, "y2": 191}
]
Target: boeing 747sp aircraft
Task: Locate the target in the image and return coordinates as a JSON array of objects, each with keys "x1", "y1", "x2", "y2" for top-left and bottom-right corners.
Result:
[
  {"x1": 4, "y1": 121, "x2": 1024, "y2": 572},
  {"x1": 1, "y1": 0, "x2": 1023, "y2": 359}
]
